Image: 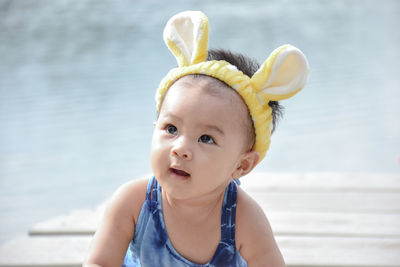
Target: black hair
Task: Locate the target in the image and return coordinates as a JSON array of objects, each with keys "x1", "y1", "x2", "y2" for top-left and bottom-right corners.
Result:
[{"x1": 207, "y1": 49, "x2": 284, "y2": 134}]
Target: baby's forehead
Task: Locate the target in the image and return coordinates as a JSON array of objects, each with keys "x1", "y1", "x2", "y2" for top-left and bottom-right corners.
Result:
[
  {"x1": 174, "y1": 75, "x2": 241, "y2": 103},
  {"x1": 168, "y1": 74, "x2": 252, "y2": 126}
]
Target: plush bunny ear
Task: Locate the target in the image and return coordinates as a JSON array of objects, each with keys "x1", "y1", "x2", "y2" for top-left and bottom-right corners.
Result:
[
  {"x1": 251, "y1": 45, "x2": 309, "y2": 102},
  {"x1": 163, "y1": 11, "x2": 209, "y2": 67}
]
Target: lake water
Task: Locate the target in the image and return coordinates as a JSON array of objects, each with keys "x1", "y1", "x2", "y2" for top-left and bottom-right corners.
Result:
[{"x1": 1, "y1": 0, "x2": 399, "y2": 244}]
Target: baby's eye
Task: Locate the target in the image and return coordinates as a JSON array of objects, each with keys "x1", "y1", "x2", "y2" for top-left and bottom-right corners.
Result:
[
  {"x1": 166, "y1": 124, "x2": 178, "y2": 135},
  {"x1": 199, "y1": 135, "x2": 215, "y2": 144}
]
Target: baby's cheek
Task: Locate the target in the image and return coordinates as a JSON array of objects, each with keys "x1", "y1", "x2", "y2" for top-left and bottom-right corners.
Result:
[
  {"x1": 150, "y1": 140, "x2": 168, "y2": 171},
  {"x1": 150, "y1": 152, "x2": 162, "y2": 176}
]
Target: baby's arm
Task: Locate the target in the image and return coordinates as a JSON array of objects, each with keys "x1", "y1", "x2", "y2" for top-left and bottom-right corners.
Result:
[
  {"x1": 83, "y1": 179, "x2": 148, "y2": 267},
  {"x1": 236, "y1": 187, "x2": 285, "y2": 267}
]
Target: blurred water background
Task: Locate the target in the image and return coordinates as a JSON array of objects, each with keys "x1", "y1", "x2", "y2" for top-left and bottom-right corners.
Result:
[{"x1": 0, "y1": 0, "x2": 399, "y2": 244}]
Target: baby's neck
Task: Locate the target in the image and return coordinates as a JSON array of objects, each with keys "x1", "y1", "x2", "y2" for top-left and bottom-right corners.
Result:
[
  {"x1": 160, "y1": 187, "x2": 225, "y2": 264},
  {"x1": 161, "y1": 189, "x2": 225, "y2": 224}
]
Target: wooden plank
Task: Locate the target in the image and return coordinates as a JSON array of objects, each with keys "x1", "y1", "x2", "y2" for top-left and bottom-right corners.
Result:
[
  {"x1": 29, "y1": 208, "x2": 400, "y2": 239},
  {"x1": 29, "y1": 204, "x2": 105, "y2": 236},
  {"x1": 268, "y1": 211, "x2": 400, "y2": 238},
  {"x1": 249, "y1": 191, "x2": 400, "y2": 213},
  {"x1": 29, "y1": 173, "x2": 400, "y2": 236},
  {"x1": 0, "y1": 236, "x2": 92, "y2": 266},
  {"x1": 278, "y1": 235, "x2": 400, "y2": 266},
  {"x1": 1, "y1": 235, "x2": 399, "y2": 266},
  {"x1": 241, "y1": 172, "x2": 400, "y2": 191}
]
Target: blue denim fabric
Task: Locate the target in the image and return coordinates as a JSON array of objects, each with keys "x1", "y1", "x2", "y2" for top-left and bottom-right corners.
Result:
[{"x1": 123, "y1": 177, "x2": 247, "y2": 267}]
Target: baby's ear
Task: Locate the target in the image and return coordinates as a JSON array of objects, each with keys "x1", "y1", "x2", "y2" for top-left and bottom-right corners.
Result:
[
  {"x1": 232, "y1": 150, "x2": 260, "y2": 179},
  {"x1": 163, "y1": 11, "x2": 209, "y2": 67},
  {"x1": 251, "y1": 45, "x2": 309, "y2": 101}
]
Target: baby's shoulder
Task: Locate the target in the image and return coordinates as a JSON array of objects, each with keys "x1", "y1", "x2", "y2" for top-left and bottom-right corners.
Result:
[
  {"x1": 235, "y1": 187, "x2": 285, "y2": 266},
  {"x1": 83, "y1": 178, "x2": 149, "y2": 265},
  {"x1": 107, "y1": 177, "x2": 149, "y2": 224},
  {"x1": 235, "y1": 187, "x2": 268, "y2": 235}
]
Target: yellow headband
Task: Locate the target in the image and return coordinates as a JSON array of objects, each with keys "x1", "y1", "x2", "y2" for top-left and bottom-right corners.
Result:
[{"x1": 156, "y1": 11, "x2": 309, "y2": 161}]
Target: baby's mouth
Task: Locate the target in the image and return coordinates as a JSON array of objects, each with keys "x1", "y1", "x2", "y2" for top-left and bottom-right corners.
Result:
[{"x1": 171, "y1": 168, "x2": 190, "y2": 177}]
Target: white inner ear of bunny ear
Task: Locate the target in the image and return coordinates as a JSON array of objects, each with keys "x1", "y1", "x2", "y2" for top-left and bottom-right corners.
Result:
[
  {"x1": 164, "y1": 12, "x2": 206, "y2": 65},
  {"x1": 261, "y1": 47, "x2": 308, "y2": 95}
]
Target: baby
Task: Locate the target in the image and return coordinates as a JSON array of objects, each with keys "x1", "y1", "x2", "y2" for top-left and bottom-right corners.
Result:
[{"x1": 84, "y1": 11, "x2": 309, "y2": 267}]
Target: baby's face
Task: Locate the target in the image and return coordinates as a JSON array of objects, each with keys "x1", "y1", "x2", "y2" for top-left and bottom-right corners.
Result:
[{"x1": 150, "y1": 75, "x2": 251, "y2": 200}]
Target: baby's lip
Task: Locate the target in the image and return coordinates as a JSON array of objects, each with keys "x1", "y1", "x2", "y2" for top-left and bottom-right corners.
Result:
[{"x1": 170, "y1": 167, "x2": 191, "y2": 177}]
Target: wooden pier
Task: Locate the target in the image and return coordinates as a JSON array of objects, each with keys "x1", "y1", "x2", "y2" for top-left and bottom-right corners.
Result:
[{"x1": 1, "y1": 172, "x2": 399, "y2": 266}]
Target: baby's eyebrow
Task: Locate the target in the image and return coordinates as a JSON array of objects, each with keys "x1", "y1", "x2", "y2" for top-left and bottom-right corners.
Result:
[
  {"x1": 162, "y1": 113, "x2": 182, "y2": 122},
  {"x1": 200, "y1": 124, "x2": 225, "y2": 136},
  {"x1": 162, "y1": 113, "x2": 224, "y2": 135}
]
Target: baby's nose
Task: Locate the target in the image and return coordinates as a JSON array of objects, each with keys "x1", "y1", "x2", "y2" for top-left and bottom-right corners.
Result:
[{"x1": 172, "y1": 138, "x2": 193, "y2": 160}]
